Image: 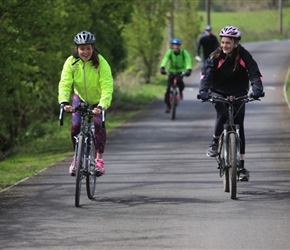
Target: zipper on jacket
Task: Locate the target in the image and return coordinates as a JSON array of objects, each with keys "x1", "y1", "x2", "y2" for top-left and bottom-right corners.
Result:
[{"x1": 83, "y1": 62, "x2": 89, "y2": 103}]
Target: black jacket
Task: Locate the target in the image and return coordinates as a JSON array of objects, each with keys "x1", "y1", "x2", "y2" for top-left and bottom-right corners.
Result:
[
  {"x1": 199, "y1": 44, "x2": 263, "y2": 96},
  {"x1": 196, "y1": 34, "x2": 219, "y2": 60}
]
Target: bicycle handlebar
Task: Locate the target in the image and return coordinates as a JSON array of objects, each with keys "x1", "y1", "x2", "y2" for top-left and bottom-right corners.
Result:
[
  {"x1": 165, "y1": 72, "x2": 186, "y2": 77},
  {"x1": 197, "y1": 92, "x2": 265, "y2": 104},
  {"x1": 59, "y1": 103, "x2": 105, "y2": 126}
]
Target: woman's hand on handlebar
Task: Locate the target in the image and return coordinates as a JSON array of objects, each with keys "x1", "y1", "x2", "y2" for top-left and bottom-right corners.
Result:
[
  {"x1": 64, "y1": 105, "x2": 73, "y2": 113},
  {"x1": 93, "y1": 107, "x2": 102, "y2": 115}
]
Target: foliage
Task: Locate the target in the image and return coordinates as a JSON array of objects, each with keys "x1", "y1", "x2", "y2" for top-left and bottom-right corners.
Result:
[
  {"x1": 173, "y1": 0, "x2": 201, "y2": 61},
  {"x1": 123, "y1": 0, "x2": 169, "y2": 84},
  {"x1": 0, "y1": 0, "x2": 133, "y2": 158}
]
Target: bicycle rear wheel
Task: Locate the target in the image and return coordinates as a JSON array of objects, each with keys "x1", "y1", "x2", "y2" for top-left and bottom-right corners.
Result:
[
  {"x1": 75, "y1": 134, "x2": 84, "y2": 207},
  {"x1": 86, "y1": 138, "x2": 97, "y2": 199},
  {"x1": 171, "y1": 90, "x2": 177, "y2": 120},
  {"x1": 228, "y1": 133, "x2": 237, "y2": 199}
]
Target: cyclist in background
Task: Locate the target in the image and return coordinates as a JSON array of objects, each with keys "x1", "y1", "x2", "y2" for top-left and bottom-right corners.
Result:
[
  {"x1": 195, "y1": 25, "x2": 219, "y2": 64},
  {"x1": 58, "y1": 31, "x2": 114, "y2": 177},
  {"x1": 160, "y1": 38, "x2": 192, "y2": 113},
  {"x1": 198, "y1": 26, "x2": 264, "y2": 181}
]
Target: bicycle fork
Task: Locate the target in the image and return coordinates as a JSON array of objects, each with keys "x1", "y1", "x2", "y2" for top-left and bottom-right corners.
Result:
[{"x1": 85, "y1": 125, "x2": 96, "y2": 176}]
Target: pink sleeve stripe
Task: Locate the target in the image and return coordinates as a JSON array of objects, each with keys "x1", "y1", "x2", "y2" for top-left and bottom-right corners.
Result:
[
  {"x1": 239, "y1": 58, "x2": 246, "y2": 68},
  {"x1": 217, "y1": 59, "x2": 225, "y2": 69}
]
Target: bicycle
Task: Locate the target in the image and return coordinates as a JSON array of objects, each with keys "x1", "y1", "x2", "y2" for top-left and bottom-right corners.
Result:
[
  {"x1": 59, "y1": 102, "x2": 105, "y2": 207},
  {"x1": 166, "y1": 72, "x2": 185, "y2": 120},
  {"x1": 197, "y1": 93, "x2": 263, "y2": 199}
]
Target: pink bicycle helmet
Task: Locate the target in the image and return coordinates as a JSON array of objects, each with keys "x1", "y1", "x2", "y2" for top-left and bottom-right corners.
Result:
[{"x1": 219, "y1": 26, "x2": 241, "y2": 39}]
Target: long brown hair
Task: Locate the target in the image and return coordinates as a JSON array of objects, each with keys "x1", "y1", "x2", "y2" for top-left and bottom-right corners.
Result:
[{"x1": 210, "y1": 38, "x2": 240, "y2": 71}]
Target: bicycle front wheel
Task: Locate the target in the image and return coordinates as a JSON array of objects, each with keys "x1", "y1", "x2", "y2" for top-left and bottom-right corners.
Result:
[
  {"x1": 75, "y1": 134, "x2": 84, "y2": 207},
  {"x1": 171, "y1": 90, "x2": 177, "y2": 120},
  {"x1": 86, "y1": 137, "x2": 97, "y2": 199},
  {"x1": 220, "y1": 135, "x2": 229, "y2": 193},
  {"x1": 228, "y1": 133, "x2": 237, "y2": 199}
]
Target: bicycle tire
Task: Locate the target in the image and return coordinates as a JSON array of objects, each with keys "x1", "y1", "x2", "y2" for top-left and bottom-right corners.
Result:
[
  {"x1": 86, "y1": 137, "x2": 97, "y2": 199},
  {"x1": 171, "y1": 90, "x2": 177, "y2": 120},
  {"x1": 228, "y1": 133, "x2": 237, "y2": 199},
  {"x1": 223, "y1": 168, "x2": 229, "y2": 193},
  {"x1": 75, "y1": 134, "x2": 84, "y2": 207},
  {"x1": 220, "y1": 135, "x2": 229, "y2": 193}
]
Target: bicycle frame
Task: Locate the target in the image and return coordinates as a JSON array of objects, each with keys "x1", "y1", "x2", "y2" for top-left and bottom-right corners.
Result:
[
  {"x1": 217, "y1": 101, "x2": 241, "y2": 172},
  {"x1": 168, "y1": 72, "x2": 185, "y2": 120},
  {"x1": 59, "y1": 102, "x2": 105, "y2": 207},
  {"x1": 197, "y1": 93, "x2": 263, "y2": 199},
  {"x1": 74, "y1": 111, "x2": 95, "y2": 176}
]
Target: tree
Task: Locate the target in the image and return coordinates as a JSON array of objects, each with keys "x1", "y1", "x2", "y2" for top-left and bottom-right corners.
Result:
[
  {"x1": 123, "y1": 0, "x2": 169, "y2": 83},
  {"x1": 0, "y1": 0, "x2": 133, "y2": 157},
  {"x1": 173, "y1": 0, "x2": 201, "y2": 57}
]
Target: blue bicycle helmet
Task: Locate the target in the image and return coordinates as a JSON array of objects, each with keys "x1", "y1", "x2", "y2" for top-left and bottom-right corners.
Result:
[{"x1": 171, "y1": 38, "x2": 181, "y2": 45}]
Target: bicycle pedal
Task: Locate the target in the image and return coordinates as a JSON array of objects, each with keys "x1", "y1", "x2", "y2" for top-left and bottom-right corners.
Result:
[{"x1": 239, "y1": 177, "x2": 249, "y2": 182}]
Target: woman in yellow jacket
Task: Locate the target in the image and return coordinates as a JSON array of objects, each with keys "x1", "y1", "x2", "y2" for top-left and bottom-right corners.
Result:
[{"x1": 58, "y1": 31, "x2": 113, "y2": 177}]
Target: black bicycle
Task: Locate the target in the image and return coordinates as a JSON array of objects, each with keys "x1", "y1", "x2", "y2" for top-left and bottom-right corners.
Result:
[
  {"x1": 166, "y1": 72, "x2": 185, "y2": 120},
  {"x1": 197, "y1": 93, "x2": 263, "y2": 199},
  {"x1": 59, "y1": 102, "x2": 105, "y2": 207}
]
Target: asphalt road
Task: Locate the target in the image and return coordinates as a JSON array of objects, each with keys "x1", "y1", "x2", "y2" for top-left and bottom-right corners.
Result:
[{"x1": 1, "y1": 40, "x2": 290, "y2": 250}]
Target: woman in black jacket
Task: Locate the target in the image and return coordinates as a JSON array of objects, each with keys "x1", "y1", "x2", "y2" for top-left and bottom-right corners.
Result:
[{"x1": 199, "y1": 26, "x2": 264, "y2": 181}]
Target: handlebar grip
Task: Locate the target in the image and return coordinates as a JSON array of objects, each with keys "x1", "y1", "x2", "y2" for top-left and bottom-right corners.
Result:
[
  {"x1": 59, "y1": 104, "x2": 64, "y2": 126},
  {"x1": 101, "y1": 109, "x2": 105, "y2": 122},
  {"x1": 197, "y1": 94, "x2": 201, "y2": 100}
]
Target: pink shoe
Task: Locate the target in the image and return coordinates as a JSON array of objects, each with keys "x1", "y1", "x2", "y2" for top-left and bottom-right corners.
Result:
[
  {"x1": 179, "y1": 92, "x2": 183, "y2": 100},
  {"x1": 95, "y1": 159, "x2": 105, "y2": 177},
  {"x1": 69, "y1": 158, "x2": 76, "y2": 176},
  {"x1": 165, "y1": 106, "x2": 171, "y2": 113}
]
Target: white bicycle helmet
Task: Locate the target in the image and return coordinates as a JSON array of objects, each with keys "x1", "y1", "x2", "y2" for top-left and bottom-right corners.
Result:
[
  {"x1": 74, "y1": 31, "x2": 96, "y2": 45},
  {"x1": 219, "y1": 26, "x2": 241, "y2": 40}
]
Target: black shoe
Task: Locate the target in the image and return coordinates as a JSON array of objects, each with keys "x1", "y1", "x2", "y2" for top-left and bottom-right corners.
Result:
[
  {"x1": 207, "y1": 140, "x2": 218, "y2": 157},
  {"x1": 238, "y1": 168, "x2": 250, "y2": 181}
]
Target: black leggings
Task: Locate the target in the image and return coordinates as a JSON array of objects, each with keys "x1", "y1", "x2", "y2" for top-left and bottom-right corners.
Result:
[
  {"x1": 164, "y1": 74, "x2": 184, "y2": 106},
  {"x1": 213, "y1": 101, "x2": 246, "y2": 154}
]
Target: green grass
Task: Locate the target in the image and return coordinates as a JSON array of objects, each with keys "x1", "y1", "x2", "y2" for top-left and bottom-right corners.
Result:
[{"x1": 198, "y1": 8, "x2": 290, "y2": 41}]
